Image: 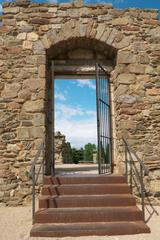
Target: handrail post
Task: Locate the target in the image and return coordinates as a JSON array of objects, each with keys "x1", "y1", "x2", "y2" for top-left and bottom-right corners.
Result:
[
  {"x1": 124, "y1": 142, "x2": 128, "y2": 183},
  {"x1": 130, "y1": 154, "x2": 133, "y2": 194},
  {"x1": 32, "y1": 165, "x2": 35, "y2": 224},
  {"x1": 140, "y1": 164, "x2": 145, "y2": 221}
]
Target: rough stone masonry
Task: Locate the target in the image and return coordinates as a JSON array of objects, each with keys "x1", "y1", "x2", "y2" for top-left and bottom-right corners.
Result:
[{"x1": 0, "y1": 0, "x2": 160, "y2": 205}]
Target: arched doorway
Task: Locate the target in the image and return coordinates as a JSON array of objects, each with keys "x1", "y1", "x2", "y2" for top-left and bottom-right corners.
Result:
[{"x1": 45, "y1": 37, "x2": 117, "y2": 176}]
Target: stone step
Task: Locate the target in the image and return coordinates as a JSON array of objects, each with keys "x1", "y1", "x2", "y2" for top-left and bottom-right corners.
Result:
[
  {"x1": 44, "y1": 174, "x2": 126, "y2": 185},
  {"x1": 39, "y1": 194, "x2": 136, "y2": 208},
  {"x1": 41, "y1": 184, "x2": 131, "y2": 196},
  {"x1": 35, "y1": 206, "x2": 143, "y2": 223},
  {"x1": 30, "y1": 221, "x2": 150, "y2": 237}
]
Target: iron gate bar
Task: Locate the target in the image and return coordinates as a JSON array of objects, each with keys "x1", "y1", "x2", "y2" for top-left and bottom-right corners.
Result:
[
  {"x1": 99, "y1": 99, "x2": 110, "y2": 107},
  {"x1": 96, "y1": 63, "x2": 112, "y2": 174}
]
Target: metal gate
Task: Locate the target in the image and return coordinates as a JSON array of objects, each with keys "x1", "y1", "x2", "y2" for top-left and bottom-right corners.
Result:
[{"x1": 96, "y1": 63, "x2": 112, "y2": 174}]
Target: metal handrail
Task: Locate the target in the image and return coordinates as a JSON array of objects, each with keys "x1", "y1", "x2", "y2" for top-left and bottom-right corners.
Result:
[
  {"x1": 122, "y1": 137, "x2": 149, "y2": 221},
  {"x1": 26, "y1": 140, "x2": 45, "y2": 224},
  {"x1": 123, "y1": 137, "x2": 149, "y2": 175}
]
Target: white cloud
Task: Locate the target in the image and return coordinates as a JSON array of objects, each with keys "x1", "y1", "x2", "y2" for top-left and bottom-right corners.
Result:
[
  {"x1": 55, "y1": 93, "x2": 66, "y2": 101},
  {"x1": 55, "y1": 103, "x2": 97, "y2": 148},
  {"x1": 55, "y1": 117, "x2": 97, "y2": 148},
  {"x1": 48, "y1": 0, "x2": 58, "y2": 3},
  {"x1": 56, "y1": 103, "x2": 96, "y2": 119},
  {"x1": 0, "y1": 4, "x2": 2, "y2": 13},
  {"x1": 76, "y1": 79, "x2": 96, "y2": 90}
]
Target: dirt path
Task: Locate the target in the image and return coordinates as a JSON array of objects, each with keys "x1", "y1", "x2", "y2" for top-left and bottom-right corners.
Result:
[{"x1": 0, "y1": 204, "x2": 159, "y2": 240}]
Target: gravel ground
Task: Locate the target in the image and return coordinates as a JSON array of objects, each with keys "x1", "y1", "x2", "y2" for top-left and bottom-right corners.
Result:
[{"x1": 0, "y1": 204, "x2": 159, "y2": 240}]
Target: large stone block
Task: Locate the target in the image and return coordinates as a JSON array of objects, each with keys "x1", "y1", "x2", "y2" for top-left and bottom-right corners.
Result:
[
  {"x1": 128, "y1": 64, "x2": 146, "y2": 74},
  {"x1": 23, "y1": 40, "x2": 33, "y2": 50},
  {"x1": 33, "y1": 40, "x2": 45, "y2": 54},
  {"x1": 17, "y1": 127, "x2": 44, "y2": 139},
  {"x1": 112, "y1": 17, "x2": 130, "y2": 25},
  {"x1": 117, "y1": 51, "x2": 137, "y2": 64},
  {"x1": 38, "y1": 65, "x2": 46, "y2": 78},
  {"x1": 1, "y1": 83, "x2": 21, "y2": 98},
  {"x1": 33, "y1": 113, "x2": 45, "y2": 126},
  {"x1": 29, "y1": 127, "x2": 44, "y2": 138},
  {"x1": 23, "y1": 79, "x2": 45, "y2": 91},
  {"x1": 3, "y1": 7, "x2": 20, "y2": 14},
  {"x1": 117, "y1": 73, "x2": 136, "y2": 84},
  {"x1": 17, "y1": 128, "x2": 30, "y2": 139},
  {"x1": 17, "y1": 33, "x2": 27, "y2": 40},
  {"x1": 22, "y1": 100, "x2": 44, "y2": 113},
  {"x1": 117, "y1": 95, "x2": 137, "y2": 104},
  {"x1": 27, "y1": 32, "x2": 39, "y2": 41},
  {"x1": 116, "y1": 85, "x2": 128, "y2": 96}
]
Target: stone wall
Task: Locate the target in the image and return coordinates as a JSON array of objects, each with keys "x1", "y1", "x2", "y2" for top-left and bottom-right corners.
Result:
[
  {"x1": 0, "y1": 0, "x2": 160, "y2": 205},
  {"x1": 54, "y1": 131, "x2": 72, "y2": 164}
]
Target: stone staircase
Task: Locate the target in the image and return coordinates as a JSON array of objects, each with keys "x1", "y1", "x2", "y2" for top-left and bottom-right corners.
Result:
[{"x1": 30, "y1": 174, "x2": 150, "y2": 237}]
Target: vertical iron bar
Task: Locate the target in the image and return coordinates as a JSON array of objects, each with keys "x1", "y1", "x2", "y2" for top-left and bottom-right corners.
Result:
[
  {"x1": 107, "y1": 74, "x2": 112, "y2": 173},
  {"x1": 124, "y1": 143, "x2": 128, "y2": 183},
  {"x1": 102, "y1": 73, "x2": 105, "y2": 174},
  {"x1": 140, "y1": 164, "x2": 145, "y2": 221},
  {"x1": 51, "y1": 61, "x2": 55, "y2": 176},
  {"x1": 32, "y1": 166, "x2": 35, "y2": 224},
  {"x1": 41, "y1": 141, "x2": 44, "y2": 185},
  {"x1": 96, "y1": 63, "x2": 101, "y2": 174},
  {"x1": 130, "y1": 153, "x2": 133, "y2": 193},
  {"x1": 42, "y1": 157, "x2": 44, "y2": 185}
]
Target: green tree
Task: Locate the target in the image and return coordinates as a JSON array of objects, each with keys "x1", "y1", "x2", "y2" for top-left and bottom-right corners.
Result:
[
  {"x1": 71, "y1": 147, "x2": 84, "y2": 164},
  {"x1": 84, "y1": 143, "x2": 96, "y2": 162}
]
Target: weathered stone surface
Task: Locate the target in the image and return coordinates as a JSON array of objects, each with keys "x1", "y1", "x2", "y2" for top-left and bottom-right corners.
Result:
[
  {"x1": 117, "y1": 51, "x2": 136, "y2": 64},
  {"x1": 18, "y1": 21, "x2": 33, "y2": 33},
  {"x1": 23, "y1": 79, "x2": 44, "y2": 91},
  {"x1": 15, "y1": 0, "x2": 31, "y2": 6},
  {"x1": 147, "y1": 88, "x2": 159, "y2": 96},
  {"x1": 8, "y1": 101, "x2": 21, "y2": 109},
  {"x1": 3, "y1": 7, "x2": 20, "y2": 14},
  {"x1": 17, "y1": 32, "x2": 27, "y2": 40},
  {"x1": 17, "y1": 127, "x2": 44, "y2": 139},
  {"x1": 22, "y1": 100, "x2": 44, "y2": 113},
  {"x1": 27, "y1": 32, "x2": 39, "y2": 41},
  {"x1": 117, "y1": 73, "x2": 136, "y2": 84},
  {"x1": 23, "y1": 40, "x2": 33, "y2": 50},
  {"x1": 33, "y1": 113, "x2": 45, "y2": 126},
  {"x1": 0, "y1": 2, "x2": 160, "y2": 206},
  {"x1": 55, "y1": 131, "x2": 72, "y2": 164},
  {"x1": 112, "y1": 17, "x2": 130, "y2": 25},
  {"x1": 17, "y1": 128, "x2": 30, "y2": 139},
  {"x1": 145, "y1": 66, "x2": 155, "y2": 75},
  {"x1": 128, "y1": 64, "x2": 146, "y2": 74},
  {"x1": 18, "y1": 89, "x2": 31, "y2": 101},
  {"x1": 117, "y1": 95, "x2": 137, "y2": 104},
  {"x1": 116, "y1": 85, "x2": 128, "y2": 96},
  {"x1": 38, "y1": 65, "x2": 45, "y2": 78},
  {"x1": 29, "y1": 18, "x2": 49, "y2": 25},
  {"x1": 33, "y1": 40, "x2": 45, "y2": 54},
  {"x1": 1, "y1": 83, "x2": 21, "y2": 98}
]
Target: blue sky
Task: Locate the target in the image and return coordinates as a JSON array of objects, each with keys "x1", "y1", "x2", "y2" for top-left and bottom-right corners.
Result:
[{"x1": 55, "y1": 79, "x2": 97, "y2": 148}]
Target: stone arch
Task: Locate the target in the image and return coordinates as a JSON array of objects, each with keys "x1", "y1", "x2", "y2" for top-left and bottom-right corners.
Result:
[
  {"x1": 40, "y1": 20, "x2": 124, "y2": 174},
  {"x1": 41, "y1": 19, "x2": 128, "y2": 54}
]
